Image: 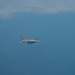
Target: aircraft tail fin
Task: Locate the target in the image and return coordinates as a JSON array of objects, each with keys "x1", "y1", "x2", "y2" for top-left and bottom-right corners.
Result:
[{"x1": 20, "y1": 36, "x2": 24, "y2": 41}]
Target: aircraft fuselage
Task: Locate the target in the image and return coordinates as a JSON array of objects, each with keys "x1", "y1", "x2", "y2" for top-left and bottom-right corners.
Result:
[{"x1": 21, "y1": 39, "x2": 40, "y2": 44}]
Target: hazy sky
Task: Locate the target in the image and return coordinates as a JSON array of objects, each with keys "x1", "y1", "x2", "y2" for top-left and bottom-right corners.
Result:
[
  {"x1": 0, "y1": 0, "x2": 75, "y2": 75},
  {"x1": 0, "y1": 0, "x2": 75, "y2": 18}
]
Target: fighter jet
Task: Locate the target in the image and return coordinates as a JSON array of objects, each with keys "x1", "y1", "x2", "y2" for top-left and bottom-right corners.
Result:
[{"x1": 20, "y1": 36, "x2": 40, "y2": 44}]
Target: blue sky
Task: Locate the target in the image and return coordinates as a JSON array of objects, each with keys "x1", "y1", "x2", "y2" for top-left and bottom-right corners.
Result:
[{"x1": 0, "y1": 0, "x2": 75, "y2": 75}]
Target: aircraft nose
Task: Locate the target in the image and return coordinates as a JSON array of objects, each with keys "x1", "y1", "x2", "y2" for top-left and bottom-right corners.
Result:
[{"x1": 38, "y1": 40, "x2": 40, "y2": 42}]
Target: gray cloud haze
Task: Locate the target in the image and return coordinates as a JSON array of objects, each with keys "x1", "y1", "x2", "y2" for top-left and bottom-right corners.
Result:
[{"x1": 0, "y1": 0, "x2": 75, "y2": 18}]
